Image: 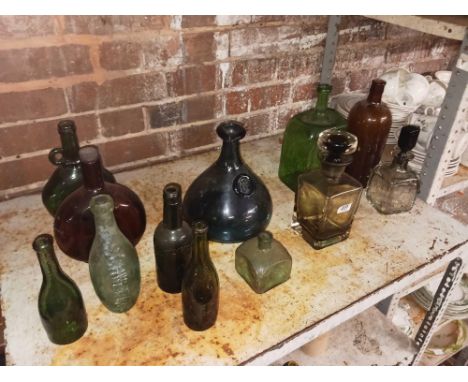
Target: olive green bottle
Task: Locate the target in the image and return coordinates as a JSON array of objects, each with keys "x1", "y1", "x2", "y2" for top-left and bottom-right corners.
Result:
[
  {"x1": 32, "y1": 234, "x2": 87, "y2": 345},
  {"x1": 89, "y1": 194, "x2": 141, "y2": 313},
  {"x1": 278, "y1": 84, "x2": 347, "y2": 192},
  {"x1": 235, "y1": 231, "x2": 292, "y2": 294},
  {"x1": 182, "y1": 221, "x2": 219, "y2": 331}
]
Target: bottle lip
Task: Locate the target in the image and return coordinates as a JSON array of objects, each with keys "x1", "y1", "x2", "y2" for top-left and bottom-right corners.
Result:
[
  {"x1": 79, "y1": 145, "x2": 100, "y2": 164},
  {"x1": 216, "y1": 120, "x2": 246, "y2": 142},
  {"x1": 192, "y1": 220, "x2": 208, "y2": 234},
  {"x1": 371, "y1": 78, "x2": 387, "y2": 88},
  {"x1": 257, "y1": 231, "x2": 273, "y2": 249},
  {"x1": 317, "y1": 83, "x2": 332, "y2": 93},
  {"x1": 163, "y1": 183, "x2": 182, "y2": 205},
  {"x1": 89, "y1": 194, "x2": 114, "y2": 212},
  {"x1": 57, "y1": 119, "x2": 77, "y2": 134},
  {"x1": 33, "y1": 234, "x2": 54, "y2": 252}
]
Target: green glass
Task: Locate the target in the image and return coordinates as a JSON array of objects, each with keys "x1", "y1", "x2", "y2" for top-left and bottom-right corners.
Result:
[
  {"x1": 278, "y1": 84, "x2": 347, "y2": 192},
  {"x1": 42, "y1": 120, "x2": 116, "y2": 216},
  {"x1": 32, "y1": 234, "x2": 87, "y2": 345},
  {"x1": 235, "y1": 231, "x2": 292, "y2": 294},
  {"x1": 89, "y1": 194, "x2": 141, "y2": 313},
  {"x1": 182, "y1": 221, "x2": 219, "y2": 331}
]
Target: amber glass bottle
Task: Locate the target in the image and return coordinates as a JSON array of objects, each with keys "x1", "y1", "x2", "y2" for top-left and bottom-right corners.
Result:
[
  {"x1": 42, "y1": 120, "x2": 116, "y2": 216},
  {"x1": 182, "y1": 221, "x2": 219, "y2": 331},
  {"x1": 54, "y1": 145, "x2": 146, "y2": 262},
  {"x1": 345, "y1": 79, "x2": 392, "y2": 186}
]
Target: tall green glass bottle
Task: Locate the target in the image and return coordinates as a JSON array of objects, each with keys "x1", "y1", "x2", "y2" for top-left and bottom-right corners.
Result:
[
  {"x1": 32, "y1": 234, "x2": 88, "y2": 345},
  {"x1": 182, "y1": 221, "x2": 219, "y2": 331},
  {"x1": 278, "y1": 84, "x2": 347, "y2": 192},
  {"x1": 89, "y1": 194, "x2": 141, "y2": 313}
]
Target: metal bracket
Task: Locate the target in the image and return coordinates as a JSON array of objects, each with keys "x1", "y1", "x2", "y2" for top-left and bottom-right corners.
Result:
[
  {"x1": 411, "y1": 257, "x2": 464, "y2": 365},
  {"x1": 320, "y1": 16, "x2": 342, "y2": 85},
  {"x1": 419, "y1": 29, "x2": 468, "y2": 205}
]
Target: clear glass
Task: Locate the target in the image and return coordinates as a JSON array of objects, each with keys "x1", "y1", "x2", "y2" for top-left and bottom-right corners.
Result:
[
  {"x1": 367, "y1": 152, "x2": 419, "y2": 214},
  {"x1": 89, "y1": 194, "x2": 141, "y2": 313},
  {"x1": 296, "y1": 129, "x2": 363, "y2": 249},
  {"x1": 181, "y1": 221, "x2": 219, "y2": 331},
  {"x1": 32, "y1": 234, "x2": 88, "y2": 344},
  {"x1": 278, "y1": 84, "x2": 347, "y2": 192},
  {"x1": 235, "y1": 231, "x2": 292, "y2": 294}
]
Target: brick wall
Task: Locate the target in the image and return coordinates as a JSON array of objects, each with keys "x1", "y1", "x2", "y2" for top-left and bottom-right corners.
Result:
[{"x1": 0, "y1": 15, "x2": 461, "y2": 199}]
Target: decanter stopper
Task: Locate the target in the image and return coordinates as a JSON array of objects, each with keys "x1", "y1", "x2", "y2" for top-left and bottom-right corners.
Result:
[{"x1": 397, "y1": 125, "x2": 420, "y2": 152}]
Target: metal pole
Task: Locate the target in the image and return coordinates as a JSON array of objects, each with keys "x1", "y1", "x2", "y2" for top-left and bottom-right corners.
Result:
[{"x1": 320, "y1": 16, "x2": 342, "y2": 85}]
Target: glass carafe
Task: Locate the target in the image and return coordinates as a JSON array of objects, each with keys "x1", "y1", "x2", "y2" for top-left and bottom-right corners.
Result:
[
  {"x1": 154, "y1": 183, "x2": 193, "y2": 294},
  {"x1": 42, "y1": 120, "x2": 116, "y2": 216},
  {"x1": 89, "y1": 194, "x2": 141, "y2": 313},
  {"x1": 32, "y1": 234, "x2": 88, "y2": 344},
  {"x1": 278, "y1": 84, "x2": 347, "y2": 192},
  {"x1": 54, "y1": 145, "x2": 146, "y2": 262},
  {"x1": 345, "y1": 79, "x2": 392, "y2": 186},
  {"x1": 183, "y1": 121, "x2": 272, "y2": 243},
  {"x1": 182, "y1": 221, "x2": 219, "y2": 331}
]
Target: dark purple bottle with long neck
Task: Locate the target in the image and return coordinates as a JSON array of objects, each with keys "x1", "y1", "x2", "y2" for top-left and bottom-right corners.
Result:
[{"x1": 54, "y1": 145, "x2": 146, "y2": 262}]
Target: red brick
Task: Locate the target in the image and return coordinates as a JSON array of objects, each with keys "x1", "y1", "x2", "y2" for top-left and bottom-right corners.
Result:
[
  {"x1": 166, "y1": 65, "x2": 216, "y2": 97},
  {"x1": 284, "y1": 16, "x2": 328, "y2": 28},
  {"x1": 0, "y1": 45, "x2": 92, "y2": 83},
  {"x1": 230, "y1": 27, "x2": 280, "y2": 56},
  {"x1": 183, "y1": 94, "x2": 216, "y2": 123},
  {"x1": 0, "y1": 16, "x2": 55, "y2": 38},
  {"x1": 251, "y1": 16, "x2": 286, "y2": 24},
  {"x1": 385, "y1": 37, "x2": 434, "y2": 64},
  {"x1": 277, "y1": 53, "x2": 322, "y2": 80},
  {"x1": 143, "y1": 34, "x2": 182, "y2": 68},
  {"x1": 99, "y1": 41, "x2": 141, "y2": 71},
  {"x1": 0, "y1": 88, "x2": 67, "y2": 124},
  {"x1": 64, "y1": 15, "x2": 171, "y2": 35},
  {"x1": 386, "y1": 24, "x2": 426, "y2": 40},
  {"x1": 349, "y1": 69, "x2": 380, "y2": 92},
  {"x1": 230, "y1": 61, "x2": 248, "y2": 87},
  {"x1": 409, "y1": 59, "x2": 450, "y2": 76},
  {"x1": 183, "y1": 32, "x2": 216, "y2": 63},
  {"x1": 277, "y1": 105, "x2": 306, "y2": 131},
  {"x1": 67, "y1": 72, "x2": 167, "y2": 112},
  {"x1": 0, "y1": 114, "x2": 98, "y2": 158},
  {"x1": 249, "y1": 84, "x2": 290, "y2": 111},
  {"x1": 0, "y1": 153, "x2": 53, "y2": 191},
  {"x1": 292, "y1": 81, "x2": 316, "y2": 102},
  {"x1": 339, "y1": 22, "x2": 386, "y2": 44},
  {"x1": 248, "y1": 58, "x2": 277, "y2": 83},
  {"x1": 177, "y1": 123, "x2": 217, "y2": 152},
  {"x1": 226, "y1": 91, "x2": 248, "y2": 115},
  {"x1": 335, "y1": 43, "x2": 386, "y2": 70},
  {"x1": 99, "y1": 131, "x2": 170, "y2": 167},
  {"x1": 241, "y1": 112, "x2": 270, "y2": 135},
  {"x1": 147, "y1": 102, "x2": 182, "y2": 129},
  {"x1": 100, "y1": 108, "x2": 145, "y2": 137},
  {"x1": 181, "y1": 16, "x2": 216, "y2": 28}
]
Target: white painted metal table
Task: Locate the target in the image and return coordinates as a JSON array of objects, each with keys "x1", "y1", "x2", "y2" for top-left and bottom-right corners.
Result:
[{"x1": 1, "y1": 135, "x2": 467, "y2": 365}]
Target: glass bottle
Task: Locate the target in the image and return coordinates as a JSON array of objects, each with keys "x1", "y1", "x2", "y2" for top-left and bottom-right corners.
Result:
[
  {"x1": 89, "y1": 194, "x2": 141, "y2": 313},
  {"x1": 154, "y1": 183, "x2": 193, "y2": 294},
  {"x1": 345, "y1": 79, "x2": 392, "y2": 187},
  {"x1": 297, "y1": 128, "x2": 363, "y2": 249},
  {"x1": 42, "y1": 120, "x2": 116, "y2": 216},
  {"x1": 235, "y1": 231, "x2": 292, "y2": 294},
  {"x1": 32, "y1": 234, "x2": 88, "y2": 345},
  {"x1": 182, "y1": 221, "x2": 219, "y2": 331},
  {"x1": 367, "y1": 125, "x2": 421, "y2": 214},
  {"x1": 278, "y1": 83, "x2": 347, "y2": 192},
  {"x1": 183, "y1": 121, "x2": 272, "y2": 243},
  {"x1": 54, "y1": 145, "x2": 146, "y2": 263}
]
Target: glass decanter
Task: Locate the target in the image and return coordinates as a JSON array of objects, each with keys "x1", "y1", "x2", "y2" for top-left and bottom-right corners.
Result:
[
  {"x1": 32, "y1": 234, "x2": 88, "y2": 344},
  {"x1": 345, "y1": 79, "x2": 392, "y2": 186},
  {"x1": 183, "y1": 121, "x2": 272, "y2": 243},
  {"x1": 154, "y1": 183, "x2": 193, "y2": 294},
  {"x1": 54, "y1": 145, "x2": 146, "y2": 262},
  {"x1": 42, "y1": 119, "x2": 116, "y2": 216},
  {"x1": 181, "y1": 221, "x2": 219, "y2": 331},
  {"x1": 297, "y1": 128, "x2": 362, "y2": 249},
  {"x1": 235, "y1": 231, "x2": 292, "y2": 294},
  {"x1": 367, "y1": 125, "x2": 421, "y2": 214},
  {"x1": 278, "y1": 83, "x2": 347, "y2": 192},
  {"x1": 89, "y1": 194, "x2": 141, "y2": 313}
]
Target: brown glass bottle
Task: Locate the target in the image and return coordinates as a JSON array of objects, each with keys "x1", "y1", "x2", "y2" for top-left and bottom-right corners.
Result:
[
  {"x1": 345, "y1": 79, "x2": 392, "y2": 186},
  {"x1": 181, "y1": 221, "x2": 219, "y2": 331},
  {"x1": 54, "y1": 145, "x2": 146, "y2": 263}
]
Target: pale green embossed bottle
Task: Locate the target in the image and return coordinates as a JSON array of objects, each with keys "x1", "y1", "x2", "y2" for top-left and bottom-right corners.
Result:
[{"x1": 89, "y1": 194, "x2": 141, "y2": 313}]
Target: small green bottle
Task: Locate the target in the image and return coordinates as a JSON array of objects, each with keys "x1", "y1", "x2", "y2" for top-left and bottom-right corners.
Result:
[
  {"x1": 89, "y1": 194, "x2": 141, "y2": 313},
  {"x1": 278, "y1": 84, "x2": 347, "y2": 192},
  {"x1": 235, "y1": 231, "x2": 292, "y2": 294},
  {"x1": 32, "y1": 234, "x2": 88, "y2": 345}
]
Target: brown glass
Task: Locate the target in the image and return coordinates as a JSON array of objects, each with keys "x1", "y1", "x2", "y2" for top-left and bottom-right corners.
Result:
[
  {"x1": 345, "y1": 79, "x2": 392, "y2": 186},
  {"x1": 54, "y1": 145, "x2": 146, "y2": 262}
]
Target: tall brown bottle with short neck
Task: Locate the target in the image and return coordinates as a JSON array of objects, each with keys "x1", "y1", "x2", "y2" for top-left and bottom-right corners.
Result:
[
  {"x1": 54, "y1": 145, "x2": 146, "y2": 262},
  {"x1": 345, "y1": 79, "x2": 392, "y2": 186}
]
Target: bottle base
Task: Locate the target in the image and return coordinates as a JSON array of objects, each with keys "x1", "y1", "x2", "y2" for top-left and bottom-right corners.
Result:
[{"x1": 300, "y1": 225, "x2": 350, "y2": 250}]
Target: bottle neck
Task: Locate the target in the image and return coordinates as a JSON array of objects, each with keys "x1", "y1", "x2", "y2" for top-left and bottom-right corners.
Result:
[
  {"x1": 217, "y1": 140, "x2": 242, "y2": 167},
  {"x1": 367, "y1": 81, "x2": 385, "y2": 104},
  {"x1": 93, "y1": 208, "x2": 119, "y2": 235},
  {"x1": 60, "y1": 129, "x2": 80, "y2": 163},
  {"x1": 36, "y1": 246, "x2": 62, "y2": 281},
  {"x1": 314, "y1": 90, "x2": 330, "y2": 115},
  {"x1": 192, "y1": 230, "x2": 210, "y2": 264},
  {"x1": 321, "y1": 162, "x2": 347, "y2": 182},
  {"x1": 392, "y1": 151, "x2": 413, "y2": 171},
  {"x1": 82, "y1": 159, "x2": 105, "y2": 191},
  {"x1": 163, "y1": 201, "x2": 182, "y2": 230}
]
